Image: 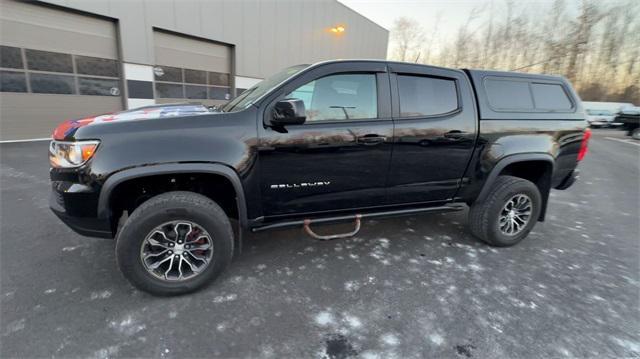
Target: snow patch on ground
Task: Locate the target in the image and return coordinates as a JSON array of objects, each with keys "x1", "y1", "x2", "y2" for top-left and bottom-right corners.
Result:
[
  {"x1": 3, "y1": 318, "x2": 25, "y2": 335},
  {"x1": 62, "y1": 244, "x2": 89, "y2": 252},
  {"x1": 213, "y1": 294, "x2": 237, "y2": 303},
  {"x1": 380, "y1": 333, "x2": 400, "y2": 346},
  {"x1": 611, "y1": 337, "x2": 640, "y2": 353},
  {"x1": 344, "y1": 280, "x2": 361, "y2": 291},
  {"x1": 109, "y1": 314, "x2": 146, "y2": 335},
  {"x1": 315, "y1": 311, "x2": 335, "y2": 327},
  {"x1": 343, "y1": 314, "x2": 362, "y2": 329},
  {"x1": 90, "y1": 290, "x2": 112, "y2": 300},
  {"x1": 429, "y1": 333, "x2": 444, "y2": 346}
]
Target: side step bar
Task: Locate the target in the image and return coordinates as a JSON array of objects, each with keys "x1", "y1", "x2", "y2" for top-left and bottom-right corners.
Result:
[{"x1": 251, "y1": 204, "x2": 466, "y2": 237}]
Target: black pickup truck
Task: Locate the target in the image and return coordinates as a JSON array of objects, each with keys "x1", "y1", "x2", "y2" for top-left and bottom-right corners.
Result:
[{"x1": 49, "y1": 60, "x2": 589, "y2": 295}]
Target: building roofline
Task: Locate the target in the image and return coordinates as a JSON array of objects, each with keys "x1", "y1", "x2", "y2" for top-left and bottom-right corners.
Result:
[{"x1": 335, "y1": 0, "x2": 389, "y2": 33}]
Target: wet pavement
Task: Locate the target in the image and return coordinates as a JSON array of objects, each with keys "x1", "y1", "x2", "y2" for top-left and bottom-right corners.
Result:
[{"x1": 1, "y1": 129, "x2": 638, "y2": 358}]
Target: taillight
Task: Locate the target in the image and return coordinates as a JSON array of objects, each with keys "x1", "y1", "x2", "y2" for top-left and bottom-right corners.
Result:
[{"x1": 577, "y1": 128, "x2": 591, "y2": 161}]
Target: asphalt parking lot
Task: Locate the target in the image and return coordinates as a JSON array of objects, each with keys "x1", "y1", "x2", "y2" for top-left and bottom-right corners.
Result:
[{"x1": 1, "y1": 129, "x2": 639, "y2": 358}]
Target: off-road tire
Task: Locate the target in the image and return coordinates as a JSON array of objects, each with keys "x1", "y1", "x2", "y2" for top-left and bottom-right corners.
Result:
[
  {"x1": 115, "y1": 191, "x2": 233, "y2": 296},
  {"x1": 469, "y1": 176, "x2": 542, "y2": 247}
]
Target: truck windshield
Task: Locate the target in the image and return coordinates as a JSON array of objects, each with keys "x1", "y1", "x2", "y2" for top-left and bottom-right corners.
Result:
[{"x1": 222, "y1": 64, "x2": 309, "y2": 112}]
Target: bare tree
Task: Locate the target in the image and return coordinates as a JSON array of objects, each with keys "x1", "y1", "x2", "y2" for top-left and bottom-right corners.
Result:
[
  {"x1": 565, "y1": 0, "x2": 601, "y2": 84},
  {"x1": 386, "y1": 0, "x2": 640, "y2": 103},
  {"x1": 389, "y1": 17, "x2": 425, "y2": 62}
]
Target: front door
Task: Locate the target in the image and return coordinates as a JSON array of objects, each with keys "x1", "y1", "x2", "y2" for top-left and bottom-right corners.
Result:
[{"x1": 257, "y1": 62, "x2": 393, "y2": 218}]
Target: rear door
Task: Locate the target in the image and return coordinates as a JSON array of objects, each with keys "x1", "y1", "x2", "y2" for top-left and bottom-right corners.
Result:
[
  {"x1": 387, "y1": 63, "x2": 477, "y2": 204},
  {"x1": 257, "y1": 62, "x2": 393, "y2": 217}
]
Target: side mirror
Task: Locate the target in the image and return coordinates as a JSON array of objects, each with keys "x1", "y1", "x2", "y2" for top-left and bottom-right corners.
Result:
[{"x1": 271, "y1": 99, "x2": 306, "y2": 126}]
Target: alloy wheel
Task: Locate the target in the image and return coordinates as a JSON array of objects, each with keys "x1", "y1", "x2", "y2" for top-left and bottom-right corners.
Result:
[
  {"x1": 140, "y1": 220, "x2": 214, "y2": 281},
  {"x1": 498, "y1": 194, "x2": 532, "y2": 236}
]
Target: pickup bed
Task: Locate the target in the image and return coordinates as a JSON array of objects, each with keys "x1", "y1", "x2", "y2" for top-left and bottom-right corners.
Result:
[{"x1": 49, "y1": 60, "x2": 589, "y2": 295}]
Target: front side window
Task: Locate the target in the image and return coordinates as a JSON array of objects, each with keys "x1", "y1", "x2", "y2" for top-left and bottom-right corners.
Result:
[
  {"x1": 397, "y1": 75, "x2": 458, "y2": 117},
  {"x1": 287, "y1": 73, "x2": 377, "y2": 122}
]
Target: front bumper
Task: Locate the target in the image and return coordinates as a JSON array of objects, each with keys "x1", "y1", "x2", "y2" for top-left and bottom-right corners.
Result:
[{"x1": 49, "y1": 183, "x2": 112, "y2": 239}]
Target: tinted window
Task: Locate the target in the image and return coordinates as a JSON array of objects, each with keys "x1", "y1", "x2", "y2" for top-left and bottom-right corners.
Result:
[
  {"x1": 287, "y1": 73, "x2": 377, "y2": 122},
  {"x1": 1, "y1": 46, "x2": 23, "y2": 69},
  {"x1": 154, "y1": 66, "x2": 182, "y2": 82},
  {"x1": 30, "y1": 73, "x2": 75, "y2": 94},
  {"x1": 76, "y1": 56, "x2": 119, "y2": 77},
  {"x1": 25, "y1": 49, "x2": 73, "y2": 73},
  {"x1": 79, "y1": 77, "x2": 120, "y2": 96},
  {"x1": 209, "y1": 72, "x2": 229, "y2": 86},
  {"x1": 185, "y1": 85, "x2": 207, "y2": 99},
  {"x1": 397, "y1": 75, "x2": 458, "y2": 117},
  {"x1": 209, "y1": 86, "x2": 230, "y2": 100},
  {"x1": 0, "y1": 70, "x2": 27, "y2": 92},
  {"x1": 185, "y1": 69, "x2": 206, "y2": 84},
  {"x1": 155, "y1": 83, "x2": 183, "y2": 98},
  {"x1": 485, "y1": 79, "x2": 533, "y2": 110},
  {"x1": 532, "y1": 83, "x2": 572, "y2": 110}
]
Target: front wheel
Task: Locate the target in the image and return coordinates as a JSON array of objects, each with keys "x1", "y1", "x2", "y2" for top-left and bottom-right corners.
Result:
[
  {"x1": 469, "y1": 176, "x2": 542, "y2": 247},
  {"x1": 632, "y1": 127, "x2": 640, "y2": 140},
  {"x1": 115, "y1": 191, "x2": 234, "y2": 296}
]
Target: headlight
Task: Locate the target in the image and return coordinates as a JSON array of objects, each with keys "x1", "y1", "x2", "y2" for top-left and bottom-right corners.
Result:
[{"x1": 49, "y1": 140, "x2": 100, "y2": 168}]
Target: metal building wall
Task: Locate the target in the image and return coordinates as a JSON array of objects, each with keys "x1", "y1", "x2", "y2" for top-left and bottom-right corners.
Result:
[{"x1": 37, "y1": 0, "x2": 389, "y2": 79}]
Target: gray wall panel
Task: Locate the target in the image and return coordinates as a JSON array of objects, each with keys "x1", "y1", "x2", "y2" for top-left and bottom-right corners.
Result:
[
  {"x1": 0, "y1": 94, "x2": 122, "y2": 140},
  {"x1": 0, "y1": 0, "x2": 118, "y2": 58},
  {"x1": 33, "y1": 0, "x2": 388, "y2": 78}
]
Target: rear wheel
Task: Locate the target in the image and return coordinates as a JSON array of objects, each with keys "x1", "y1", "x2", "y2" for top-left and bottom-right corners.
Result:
[
  {"x1": 115, "y1": 191, "x2": 233, "y2": 295},
  {"x1": 469, "y1": 176, "x2": 542, "y2": 247},
  {"x1": 632, "y1": 128, "x2": 640, "y2": 140}
]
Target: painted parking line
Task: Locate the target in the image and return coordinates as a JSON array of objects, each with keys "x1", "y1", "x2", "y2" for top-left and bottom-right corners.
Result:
[
  {"x1": 0, "y1": 138, "x2": 51, "y2": 144},
  {"x1": 604, "y1": 137, "x2": 640, "y2": 147}
]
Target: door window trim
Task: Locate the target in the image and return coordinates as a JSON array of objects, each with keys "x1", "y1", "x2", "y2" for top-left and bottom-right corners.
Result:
[
  {"x1": 280, "y1": 72, "x2": 384, "y2": 125},
  {"x1": 482, "y1": 76, "x2": 576, "y2": 113},
  {"x1": 261, "y1": 62, "x2": 392, "y2": 128},
  {"x1": 387, "y1": 63, "x2": 467, "y2": 120},
  {"x1": 392, "y1": 73, "x2": 463, "y2": 120}
]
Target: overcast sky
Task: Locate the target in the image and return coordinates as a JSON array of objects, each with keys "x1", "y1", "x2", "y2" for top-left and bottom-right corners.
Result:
[{"x1": 338, "y1": 0, "x2": 581, "y2": 42}]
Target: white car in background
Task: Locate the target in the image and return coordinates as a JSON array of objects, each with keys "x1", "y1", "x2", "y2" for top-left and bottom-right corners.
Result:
[{"x1": 585, "y1": 109, "x2": 617, "y2": 128}]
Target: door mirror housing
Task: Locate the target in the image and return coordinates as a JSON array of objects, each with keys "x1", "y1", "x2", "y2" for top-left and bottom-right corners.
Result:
[{"x1": 271, "y1": 99, "x2": 306, "y2": 126}]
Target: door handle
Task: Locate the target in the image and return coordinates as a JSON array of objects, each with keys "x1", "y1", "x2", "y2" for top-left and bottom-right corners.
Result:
[
  {"x1": 443, "y1": 131, "x2": 468, "y2": 139},
  {"x1": 357, "y1": 135, "x2": 386, "y2": 145}
]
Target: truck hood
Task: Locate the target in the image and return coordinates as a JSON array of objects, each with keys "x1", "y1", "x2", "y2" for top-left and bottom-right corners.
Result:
[{"x1": 52, "y1": 104, "x2": 217, "y2": 140}]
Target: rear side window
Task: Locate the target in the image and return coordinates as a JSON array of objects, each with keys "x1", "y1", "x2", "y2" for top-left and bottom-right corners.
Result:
[
  {"x1": 484, "y1": 79, "x2": 533, "y2": 110},
  {"x1": 531, "y1": 83, "x2": 572, "y2": 110},
  {"x1": 397, "y1": 75, "x2": 458, "y2": 117},
  {"x1": 484, "y1": 77, "x2": 574, "y2": 112}
]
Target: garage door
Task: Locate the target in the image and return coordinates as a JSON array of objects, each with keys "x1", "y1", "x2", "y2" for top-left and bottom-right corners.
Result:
[
  {"x1": 0, "y1": 0, "x2": 122, "y2": 141},
  {"x1": 152, "y1": 30, "x2": 233, "y2": 107}
]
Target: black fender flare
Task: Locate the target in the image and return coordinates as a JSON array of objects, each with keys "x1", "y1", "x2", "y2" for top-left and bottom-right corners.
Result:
[
  {"x1": 97, "y1": 163, "x2": 248, "y2": 230},
  {"x1": 476, "y1": 153, "x2": 555, "y2": 220}
]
